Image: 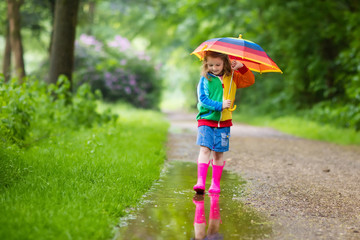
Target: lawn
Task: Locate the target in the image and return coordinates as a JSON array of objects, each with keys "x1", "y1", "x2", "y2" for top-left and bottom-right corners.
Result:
[{"x1": 0, "y1": 103, "x2": 169, "y2": 240}]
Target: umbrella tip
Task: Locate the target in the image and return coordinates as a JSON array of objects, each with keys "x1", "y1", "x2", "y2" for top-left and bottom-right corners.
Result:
[{"x1": 238, "y1": 34, "x2": 242, "y2": 39}]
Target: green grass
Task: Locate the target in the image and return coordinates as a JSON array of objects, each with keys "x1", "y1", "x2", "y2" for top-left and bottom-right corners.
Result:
[
  {"x1": 0, "y1": 103, "x2": 169, "y2": 240},
  {"x1": 233, "y1": 112, "x2": 360, "y2": 145}
]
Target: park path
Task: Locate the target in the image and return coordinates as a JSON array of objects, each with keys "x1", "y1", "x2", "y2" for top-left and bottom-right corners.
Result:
[{"x1": 166, "y1": 111, "x2": 360, "y2": 240}]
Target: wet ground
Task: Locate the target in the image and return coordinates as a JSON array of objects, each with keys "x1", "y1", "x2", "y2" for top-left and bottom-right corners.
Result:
[
  {"x1": 114, "y1": 162, "x2": 271, "y2": 239},
  {"x1": 115, "y1": 112, "x2": 360, "y2": 240}
]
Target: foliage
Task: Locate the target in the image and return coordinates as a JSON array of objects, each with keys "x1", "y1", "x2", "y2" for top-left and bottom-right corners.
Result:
[
  {"x1": 233, "y1": 109, "x2": 360, "y2": 145},
  {"x1": 20, "y1": 0, "x2": 54, "y2": 36},
  {"x1": 306, "y1": 100, "x2": 360, "y2": 131},
  {"x1": 0, "y1": 2, "x2": 7, "y2": 35},
  {"x1": 101, "y1": 0, "x2": 360, "y2": 130},
  {"x1": 239, "y1": 0, "x2": 360, "y2": 130},
  {"x1": 74, "y1": 34, "x2": 162, "y2": 109},
  {"x1": 0, "y1": 74, "x2": 116, "y2": 147},
  {"x1": 0, "y1": 106, "x2": 169, "y2": 239},
  {"x1": 2, "y1": 0, "x2": 359, "y2": 129}
]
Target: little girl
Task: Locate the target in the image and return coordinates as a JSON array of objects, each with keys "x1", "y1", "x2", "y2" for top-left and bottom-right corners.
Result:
[{"x1": 193, "y1": 51, "x2": 255, "y2": 194}]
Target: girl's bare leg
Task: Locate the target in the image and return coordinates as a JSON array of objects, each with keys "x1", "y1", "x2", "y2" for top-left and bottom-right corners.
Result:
[
  {"x1": 198, "y1": 146, "x2": 211, "y2": 163},
  {"x1": 212, "y1": 151, "x2": 224, "y2": 165}
]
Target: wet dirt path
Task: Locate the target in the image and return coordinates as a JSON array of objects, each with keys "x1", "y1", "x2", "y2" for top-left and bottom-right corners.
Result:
[
  {"x1": 166, "y1": 112, "x2": 360, "y2": 240},
  {"x1": 114, "y1": 162, "x2": 271, "y2": 239}
]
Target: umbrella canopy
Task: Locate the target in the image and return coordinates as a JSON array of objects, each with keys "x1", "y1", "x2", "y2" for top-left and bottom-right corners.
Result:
[{"x1": 191, "y1": 35, "x2": 282, "y2": 74}]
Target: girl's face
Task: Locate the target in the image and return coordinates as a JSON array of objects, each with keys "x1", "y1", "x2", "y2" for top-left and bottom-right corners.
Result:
[{"x1": 206, "y1": 57, "x2": 224, "y2": 75}]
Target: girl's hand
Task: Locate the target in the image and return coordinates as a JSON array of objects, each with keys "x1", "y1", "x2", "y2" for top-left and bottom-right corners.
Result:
[
  {"x1": 231, "y1": 60, "x2": 244, "y2": 70},
  {"x1": 222, "y1": 99, "x2": 231, "y2": 109}
]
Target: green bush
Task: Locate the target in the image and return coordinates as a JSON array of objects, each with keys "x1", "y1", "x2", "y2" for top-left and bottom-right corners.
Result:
[
  {"x1": 74, "y1": 34, "x2": 162, "y2": 109},
  {"x1": 307, "y1": 101, "x2": 360, "y2": 130},
  {"x1": 1, "y1": 76, "x2": 36, "y2": 144},
  {"x1": 0, "y1": 75, "x2": 116, "y2": 147}
]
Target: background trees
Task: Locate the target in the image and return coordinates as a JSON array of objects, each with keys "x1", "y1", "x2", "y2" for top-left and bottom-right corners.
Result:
[
  {"x1": 113, "y1": 0, "x2": 360, "y2": 129},
  {"x1": 48, "y1": 0, "x2": 80, "y2": 85},
  {"x1": 1, "y1": 0, "x2": 359, "y2": 128},
  {"x1": 6, "y1": 0, "x2": 25, "y2": 81}
]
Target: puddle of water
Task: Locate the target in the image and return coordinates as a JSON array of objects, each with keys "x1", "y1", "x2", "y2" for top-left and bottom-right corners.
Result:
[{"x1": 113, "y1": 161, "x2": 272, "y2": 239}]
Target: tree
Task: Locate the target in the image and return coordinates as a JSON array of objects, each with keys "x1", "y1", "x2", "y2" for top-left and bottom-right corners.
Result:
[
  {"x1": 48, "y1": 0, "x2": 80, "y2": 85},
  {"x1": 6, "y1": 0, "x2": 26, "y2": 81}
]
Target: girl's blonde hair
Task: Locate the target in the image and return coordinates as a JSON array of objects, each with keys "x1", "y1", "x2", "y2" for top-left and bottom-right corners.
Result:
[{"x1": 201, "y1": 51, "x2": 232, "y2": 80}]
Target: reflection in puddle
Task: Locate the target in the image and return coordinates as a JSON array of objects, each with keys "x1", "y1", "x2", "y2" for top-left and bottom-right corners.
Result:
[
  {"x1": 193, "y1": 193, "x2": 222, "y2": 239},
  {"x1": 113, "y1": 161, "x2": 271, "y2": 239}
]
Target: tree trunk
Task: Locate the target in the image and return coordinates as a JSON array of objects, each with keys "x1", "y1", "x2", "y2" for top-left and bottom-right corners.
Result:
[
  {"x1": 48, "y1": 0, "x2": 80, "y2": 86},
  {"x1": 7, "y1": 0, "x2": 26, "y2": 81},
  {"x1": 2, "y1": 23, "x2": 12, "y2": 82}
]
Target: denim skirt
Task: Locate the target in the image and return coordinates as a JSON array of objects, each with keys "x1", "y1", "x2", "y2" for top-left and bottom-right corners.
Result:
[{"x1": 196, "y1": 125, "x2": 230, "y2": 152}]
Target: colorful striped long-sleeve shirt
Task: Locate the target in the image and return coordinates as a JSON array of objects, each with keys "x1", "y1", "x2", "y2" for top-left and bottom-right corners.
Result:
[{"x1": 196, "y1": 65, "x2": 255, "y2": 127}]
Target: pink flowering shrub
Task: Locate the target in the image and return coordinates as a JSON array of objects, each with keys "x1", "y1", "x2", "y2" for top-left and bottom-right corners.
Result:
[{"x1": 74, "y1": 34, "x2": 161, "y2": 109}]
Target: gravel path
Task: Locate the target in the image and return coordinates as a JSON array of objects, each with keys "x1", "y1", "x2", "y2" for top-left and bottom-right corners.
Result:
[{"x1": 166, "y1": 112, "x2": 360, "y2": 240}]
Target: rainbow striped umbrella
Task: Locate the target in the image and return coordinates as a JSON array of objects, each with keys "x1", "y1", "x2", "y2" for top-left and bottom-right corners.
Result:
[{"x1": 191, "y1": 35, "x2": 282, "y2": 74}]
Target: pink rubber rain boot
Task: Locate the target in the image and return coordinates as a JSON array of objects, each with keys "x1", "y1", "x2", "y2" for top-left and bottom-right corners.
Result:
[
  {"x1": 208, "y1": 161, "x2": 226, "y2": 194},
  {"x1": 193, "y1": 160, "x2": 210, "y2": 194},
  {"x1": 193, "y1": 195, "x2": 206, "y2": 225}
]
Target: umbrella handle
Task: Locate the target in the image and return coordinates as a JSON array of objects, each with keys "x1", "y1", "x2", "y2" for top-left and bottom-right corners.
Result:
[
  {"x1": 226, "y1": 97, "x2": 236, "y2": 112},
  {"x1": 228, "y1": 105, "x2": 237, "y2": 112}
]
